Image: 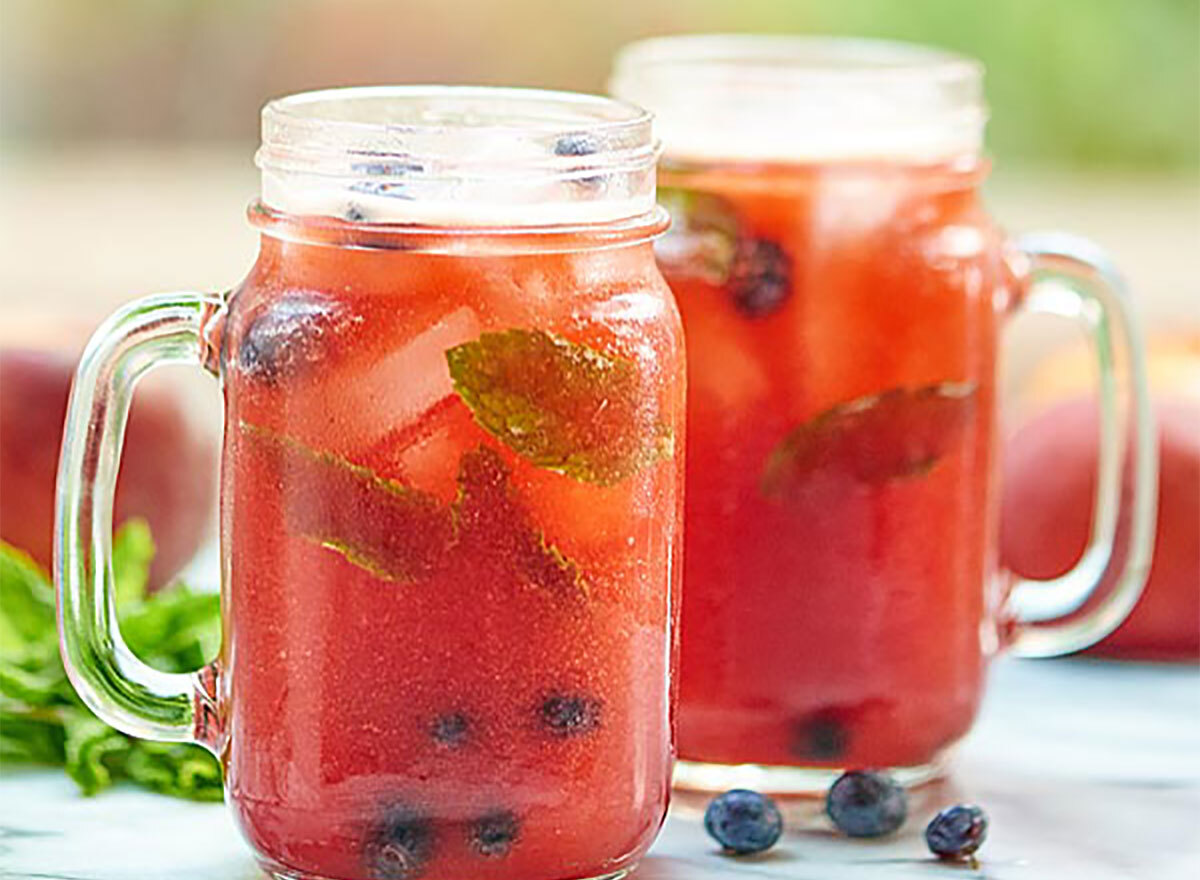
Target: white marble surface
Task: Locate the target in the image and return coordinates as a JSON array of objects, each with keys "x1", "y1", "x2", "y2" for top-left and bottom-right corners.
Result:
[{"x1": 1, "y1": 659, "x2": 1198, "y2": 880}]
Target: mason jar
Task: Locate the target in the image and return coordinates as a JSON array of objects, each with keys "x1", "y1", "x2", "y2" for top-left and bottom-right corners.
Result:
[{"x1": 57, "y1": 86, "x2": 685, "y2": 880}]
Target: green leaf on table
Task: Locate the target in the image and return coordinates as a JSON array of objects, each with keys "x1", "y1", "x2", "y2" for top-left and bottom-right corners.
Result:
[
  {"x1": 0, "y1": 542, "x2": 56, "y2": 656},
  {"x1": 63, "y1": 709, "x2": 131, "y2": 796},
  {"x1": 120, "y1": 588, "x2": 221, "y2": 674},
  {"x1": 446, "y1": 329, "x2": 672, "y2": 486},
  {"x1": 112, "y1": 518, "x2": 155, "y2": 607},
  {"x1": 123, "y1": 741, "x2": 224, "y2": 801},
  {"x1": 0, "y1": 528, "x2": 225, "y2": 801},
  {"x1": 0, "y1": 710, "x2": 67, "y2": 765}
]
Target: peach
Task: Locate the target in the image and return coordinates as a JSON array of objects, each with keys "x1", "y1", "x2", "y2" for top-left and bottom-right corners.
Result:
[
  {"x1": 1001, "y1": 333, "x2": 1200, "y2": 660},
  {"x1": 0, "y1": 346, "x2": 216, "y2": 589}
]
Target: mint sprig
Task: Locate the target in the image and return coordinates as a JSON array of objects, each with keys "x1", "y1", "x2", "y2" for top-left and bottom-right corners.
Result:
[
  {"x1": 762, "y1": 382, "x2": 978, "y2": 503},
  {"x1": 446, "y1": 329, "x2": 672, "y2": 486},
  {"x1": 0, "y1": 522, "x2": 223, "y2": 800}
]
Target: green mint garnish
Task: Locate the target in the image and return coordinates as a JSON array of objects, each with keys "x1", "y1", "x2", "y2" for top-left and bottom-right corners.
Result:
[
  {"x1": 1, "y1": 522, "x2": 223, "y2": 800},
  {"x1": 762, "y1": 382, "x2": 978, "y2": 503},
  {"x1": 446, "y1": 329, "x2": 672, "y2": 487}
]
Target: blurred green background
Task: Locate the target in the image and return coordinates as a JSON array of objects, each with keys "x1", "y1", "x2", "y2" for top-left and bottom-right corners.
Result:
[
  {"x1": 0, "y1": 0, "x2": 1195, "y2": 338},
  {"x1": 2, "y1": 0, "x2": 1197, "y2": 168}
]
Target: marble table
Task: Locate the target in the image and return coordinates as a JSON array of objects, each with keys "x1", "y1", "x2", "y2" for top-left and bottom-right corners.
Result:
[{"x1": 2, "y1": 658, "x2": 1197, "y2": 880}]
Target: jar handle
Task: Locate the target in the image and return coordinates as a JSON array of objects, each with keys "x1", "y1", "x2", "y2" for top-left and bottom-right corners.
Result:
[
  {"x1": 55, "y1": 292, "x2": 225, "y2": 751},
  {"x1": 1004, "y1": 233, "x2": 1158, "y2": 657}
]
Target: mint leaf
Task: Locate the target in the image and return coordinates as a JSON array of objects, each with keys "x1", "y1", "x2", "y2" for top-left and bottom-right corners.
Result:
[
  {"x1": 120, "y1": 588, "x2": 221, "y2": 674},
  {"x1": 455, "y1": 445, "x2": 586, "y2": 599},
  {"x1": 762, "y1": 383, "x2": 978, "y2": 503},
  {"x1": 0, "y1": 528, "x2": 224, "y2": 800},
  {"x1": 241, "y1": 421, "x2": 454, "y2": 582},
  {"x1": 112, "y1": 518, "x2": 155, "y2": 606},
  {"x1": 123, "y1": 741, "x2": 223, "y2": 801},
  {"x1": 655, "y1": 186, "x2": 740, "y2": 283},
  {"x1": 0, "y1": 542, "x2": 56, "y2": 655},
  {"x1": 63, "y1": 709, "x2": 131, "y2": 796},
  {"x1": 0, "y1": 661, "x2": 70, "y2": 706},
  {"x1": 0, "y1": 711, "x2": 67, "y2": 764},
  {"x1": 446, "y1": 329, "x2": 672, "y2": 486}
]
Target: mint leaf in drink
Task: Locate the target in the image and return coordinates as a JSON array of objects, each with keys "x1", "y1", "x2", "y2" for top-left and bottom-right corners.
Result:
[
  {"x1": 0, "y1": 527, "x2": 223, "y2": 801},
  {"x1": 240, "y1": 422, "x2": 455, "y2": 582},
  {"x1": 454, "y1": 445, "x2": 586, "y2": 599},
  {"x1": 762, "y1": 383, "x2": 978, "y2": 503},
  {"x1": 656, "y1": 186, "x2": 741, "y2": 283},
  {"x1": 446, "y1": 329, "x2": 672, "y2": 486}
]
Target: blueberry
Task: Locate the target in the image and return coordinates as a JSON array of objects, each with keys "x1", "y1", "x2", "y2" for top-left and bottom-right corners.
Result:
[
  {"x1": 470, "y1": 809, "x2": 520, "y2": 858},
  {"x1": 539, "y1": 692, "x2": 602, "y2": 738},
  {"x1": 925, "y1": 804, "x2": 988, "y2": 860},
  {"x1": 553, "y1": 134, "x2": 604, "y2": 187},
  {"x1": 703, "y1": 789, "x2": 783, "y2": 855},
  {"x1": 238, "y1": 292, "x2": 351, "y2": 383},
  {"x1": 351, "y1": 160, "x2": 425, "y2": 177},
  {"x1": 430, "y1": 713, "x2": 470, "y2": 749},
  {"x1": 792, "y1": 711, "x2": 850, "y2": 760},
  {"x1": 728, "y1": 238, "x2": 792, "y2": 318},
  {"x1": 553, "y1": 134, "x2": 600, "y2": 157},
  {"x1": 826, "y1": 771, "x2": 907, "y2": 838},
  {"x1": 363, "y1": 804, "x2": 434, "y2": 879}
]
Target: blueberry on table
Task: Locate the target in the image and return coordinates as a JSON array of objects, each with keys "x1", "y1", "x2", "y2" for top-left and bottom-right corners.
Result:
[
  {"x1": 539, "y1": 692, "x2": 603, "y2": 738},
  {"x1": 826, "y1": 771, "x2": 908, "y2": 838},
  {"x1": 703, "y1": 789, "x2": 784, "y2": 855},
  {"x1": 470, "y1": 809, "x2": 520, "y2": 857},
  {"x1": 925, "y1": 804, "x2": 988, "y2": 860},
  {"x1": 364, "y1": 805, "x2": 434, "y2": 879},
  {"x1": 728, "y1": 237, "x2": 792, "y2": 318}
]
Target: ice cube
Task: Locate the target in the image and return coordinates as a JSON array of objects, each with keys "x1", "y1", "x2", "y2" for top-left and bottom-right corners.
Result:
[{"x1": 310, "y1": 306, "x2": 482, "y2": 452}]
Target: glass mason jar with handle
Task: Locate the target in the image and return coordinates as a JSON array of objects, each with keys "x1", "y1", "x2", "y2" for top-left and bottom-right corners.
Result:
[
  {"x1": 56, "y1": 87, "x2": 685, "y2": 880},
  {"x1": 610, "y1": 36, "x2": 1157, "y2": 794}
]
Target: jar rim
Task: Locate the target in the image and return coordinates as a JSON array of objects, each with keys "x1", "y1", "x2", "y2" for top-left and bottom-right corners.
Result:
[
  {"x1": 262, "y1": 85, "x2": 654, "y2": 140},
  {"x1": 610, "y1": 35, "x2": 988, "y2": 164},
  {"x1": 256, "y1": 85, "x2": 661, "y2": 227}
]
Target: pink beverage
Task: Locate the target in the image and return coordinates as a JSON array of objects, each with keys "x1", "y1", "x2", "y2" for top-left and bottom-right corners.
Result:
[
  {"x1": 611, "y1": 36, "x2": 1158, "y2": 792},
  {"x1": 57, "y1": 87, "x2": 685, "y2": 879}
]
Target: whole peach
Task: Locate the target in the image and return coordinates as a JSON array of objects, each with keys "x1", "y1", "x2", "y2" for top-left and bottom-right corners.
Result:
[
  {"x1": 0, "y1": 347, "x2": 216, "y2": 589},
  {"x1": 1001, "y1": 395, "x2": 1199, "y2": 660}
]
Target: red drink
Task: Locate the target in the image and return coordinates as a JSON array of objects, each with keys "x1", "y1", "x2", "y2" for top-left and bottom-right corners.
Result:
[
  {"x1": 611, "y1": 36, "x2": 1156, "y2": 791},
  {"x1": 52, "y1": 87, "x2": 684, "y2": 880},
  {"x1": 221, "y1": 212, "x2": 683, "y2": 879},
  {"x1": 656, "y1": 161, "x2": 1002, "y2": 773}
]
